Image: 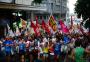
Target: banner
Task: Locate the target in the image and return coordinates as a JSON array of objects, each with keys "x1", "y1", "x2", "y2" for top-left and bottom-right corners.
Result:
[{"x1": 49, "y1": 16, "x2": 57, "y2": 31}]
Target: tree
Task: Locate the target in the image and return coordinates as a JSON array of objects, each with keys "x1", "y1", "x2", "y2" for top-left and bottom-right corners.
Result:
[{"x1": 75, "y1": 0, "x2": 90, "y2": 29}]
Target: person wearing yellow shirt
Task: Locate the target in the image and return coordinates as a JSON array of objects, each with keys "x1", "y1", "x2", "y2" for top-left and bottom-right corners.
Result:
[{"x1": 43, "y1": 42, "x2": 49, "y2": 62}]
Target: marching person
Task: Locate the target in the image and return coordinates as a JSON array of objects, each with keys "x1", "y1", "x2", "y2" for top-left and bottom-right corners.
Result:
[
  {"x1": 54, "y1": 38, "x2": 61, "y2": 62},
  {"x1": 43, "y1": 42, "x2": 49, "y2": 62},
  {"x1": 3, "y1": 37, "x2": 13, "y2": 62},
  {"x1": 18, "y1": 38, "x2": 26, "y2": 62},
  {"x1": 70, "y1": 39, "x2": 86, "y2": 62},
  {"x1": 48, "y1": 39, "x2": 54, "y2": 62}
]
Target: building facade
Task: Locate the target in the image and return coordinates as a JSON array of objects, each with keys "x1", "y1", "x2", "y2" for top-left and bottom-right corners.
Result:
[
  {"x1": 36, "y1": 0, "x2": 68, "y2": 21},
  {"x1": 0, "y1": 0, "x2": 68, "y2": 21},
  {"x1": 0, "y1": 0, "x2": 68, "y2": 37}
]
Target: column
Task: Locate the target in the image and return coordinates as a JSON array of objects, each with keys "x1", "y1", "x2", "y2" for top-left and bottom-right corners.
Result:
[{"x1": 31, "y1": 11, "x2": 34, "y2": 21}]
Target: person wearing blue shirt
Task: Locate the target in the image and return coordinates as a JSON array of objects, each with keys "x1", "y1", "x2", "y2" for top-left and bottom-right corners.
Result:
[
  {"x1": 19, "y1": 39, "x2": 26, "y2": 55},
  {"x1": 54, "y1": 39, "x2": 61, "y2": 62},
  {"x1": 63, "y1": 35, "x2": 70, "y2": 44},
  {"x1": 3, "y1": 39, "x2": 13, "y2": 56},
  {"x1": 18, "y1": 39, "x2": 26, "y2": 62},
  {"x1": 3, "y1": 37, "x2": 13, "y2": 62}
]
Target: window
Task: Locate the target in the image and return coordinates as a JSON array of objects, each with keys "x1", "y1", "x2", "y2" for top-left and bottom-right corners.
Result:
[
  {"x1": 55, "y1": 5, "x2": 60, "y2": 11},
  {"x1": 55, "y1": 0, "x2": 60, "y2": 5},
  {"x1": 56, "y1": 0, "x2": 60, "y2": 3}
]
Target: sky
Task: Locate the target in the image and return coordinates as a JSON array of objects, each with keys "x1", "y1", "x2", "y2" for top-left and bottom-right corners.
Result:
[{"x1": 68, "y1": 0, "x2": 77, "y2": 14}]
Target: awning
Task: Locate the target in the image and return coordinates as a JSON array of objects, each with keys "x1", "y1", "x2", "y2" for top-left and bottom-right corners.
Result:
[{"x1": 0, "y1": 3, "x2": 47, "y2": 11}]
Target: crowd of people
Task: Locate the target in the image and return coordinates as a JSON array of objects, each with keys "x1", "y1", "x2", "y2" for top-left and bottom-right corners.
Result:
[{"x1": 0, "y1": 31, "x2": 90, "y2": 62}]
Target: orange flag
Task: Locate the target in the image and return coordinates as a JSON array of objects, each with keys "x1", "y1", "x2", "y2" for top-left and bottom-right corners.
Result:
[{"x1": 20, "y1": 18, "x2": 27, "y2": 28}]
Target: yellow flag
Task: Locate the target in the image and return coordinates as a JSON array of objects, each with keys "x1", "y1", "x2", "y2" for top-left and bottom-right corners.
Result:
[{"x1": 49, "y1": 16, "x2": 57, "y2": 31}]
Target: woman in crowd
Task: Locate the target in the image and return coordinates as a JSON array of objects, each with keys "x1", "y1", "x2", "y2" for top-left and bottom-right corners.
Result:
[
  {"x1": 42, "y1": 42, "x2": 49, "y2": 62},
  {"x1": 48, "y1": 39, "x2": 54, "y2": 62},
  {"x1": 71, "y1": 39, "x2": 86, "y2": 62}
]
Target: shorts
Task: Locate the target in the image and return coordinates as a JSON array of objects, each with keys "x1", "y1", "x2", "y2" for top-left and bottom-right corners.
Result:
[
  {"x1": 54, "y1": 51, "x2": 60, "y2": 56},
  {"x1": 19, "y1": 50, "x2": 25, "y2": 55},
  {"x1": 43, "y1": 53, "x2": 48, "y2": 57},
  {"x1": 5, "y1": 51, "x2": 11, "y2": 56},
  {"x1": 38, "y1": 53, "x2": 43, "y2": 56}
]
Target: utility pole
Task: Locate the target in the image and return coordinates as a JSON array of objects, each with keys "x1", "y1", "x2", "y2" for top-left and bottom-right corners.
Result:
[
  {"x1": 50, "y1": 2, "x2": 53, "y2": 15},
  {"x1": 61, "y1": 0, "x2": 62, "y2": 18},
  {"x1": 48, "y1": 0, "x2": 53, "y2": 16}
]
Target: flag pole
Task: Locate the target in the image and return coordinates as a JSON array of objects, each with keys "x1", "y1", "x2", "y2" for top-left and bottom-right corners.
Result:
[
  {"x1": 4, "y1": 27, "x2": 6, "y2": 36},
  {"x1": 50, "y1": 3, "x2": 53, "y2": 15}
]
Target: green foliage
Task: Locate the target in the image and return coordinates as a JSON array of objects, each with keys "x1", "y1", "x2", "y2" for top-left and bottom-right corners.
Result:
[
  {"x1": 84, "y1": 20, "x2": 90, "y2": 29},
  {"x1": 75, "y1": 0, "x2": 90, "y2": 20},
  {"x1": 33, "y1": 0, "x2": 43, "y2": 4},
  {"x1": 75, "y1": 0, "x2": 90, "y2": 29}
]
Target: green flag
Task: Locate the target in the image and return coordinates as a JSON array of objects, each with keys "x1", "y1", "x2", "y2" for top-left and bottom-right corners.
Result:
[
  {"x1": 13, "y1": 22, "x2": 17, "y2": 31},
  {"x1": 19, "y1": 18, "x2": 22, "y2": 28}
]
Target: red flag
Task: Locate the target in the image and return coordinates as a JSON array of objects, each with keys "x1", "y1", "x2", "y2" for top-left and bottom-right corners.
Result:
[
  {"x1": 35, "y1": 16, "x2": 38, "y2": 27},
  {"x1": 35, "y1": 16, "x2": 40, "y2": 36},
  {"x1": 31, "y1": 21, "x2": 40, "y2": 36},
  {"x1": 35, "y1": 16, "x2": 40, "y2": 30},
  {"x1": 42, "y1": 20, "x2": 45, "y2": 29},
  {"x1": 59, "y1": 20, "x2": 69, "y2": 34},
  {"x1": 34, "y1": 26, "x2": 40, "y2": 36},
  {"x1": 60, "y1": 20, "x2": 65, "y2": 28},
  {"x1": 31, "y1": 21, "x2": 36, "y2": 28},
  {"x1": 42, "y1": 20, "x2": 50, "y2": 34}
]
